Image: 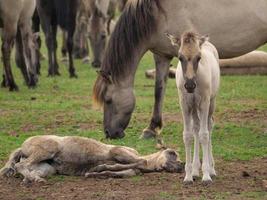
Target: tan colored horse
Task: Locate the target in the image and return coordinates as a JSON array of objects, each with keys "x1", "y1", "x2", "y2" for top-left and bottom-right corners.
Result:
[
  {"x1": 93, "y1": 0, "x2": 267, "y2": 139},
  {"x1": 167, "y1": 32, "x2": 220, "y2": 185},
  {"x1": 0, "y1": 135, "x2": 183, "y2": 183},
  {"x1": 0, "y1": 0, "x2": 38, "y2": 91}
]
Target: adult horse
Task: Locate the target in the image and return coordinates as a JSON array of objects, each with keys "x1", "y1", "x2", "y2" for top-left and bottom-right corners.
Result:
[
  {"x1": 36, "y1": 0, "x2": 79, "y2": 77},
  {"x1": 0, "y1": 0, "x2": 38, "y2": 91},
  {"x1": 88, "y1": 0, "x2": 117, "y2": 68},
  {"x1": 93, "y1": 0, "x2": 267, "y2": 139}
]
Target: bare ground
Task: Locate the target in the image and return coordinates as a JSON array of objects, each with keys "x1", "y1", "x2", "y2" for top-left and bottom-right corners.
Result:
[{"x1": 0, "y1": 158, "x2": 266, "y2": 200}]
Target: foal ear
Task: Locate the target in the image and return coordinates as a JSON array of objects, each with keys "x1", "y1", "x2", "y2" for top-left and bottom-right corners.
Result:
[
  {"x1": 165, "y1": 33, "x2": 180, "y2": 46},
  {"x1": 199, "y1": 35, "x2": 209, "y2": 46}
]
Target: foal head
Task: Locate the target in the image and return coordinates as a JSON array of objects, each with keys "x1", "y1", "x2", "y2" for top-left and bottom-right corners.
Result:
[{"x1": 166, "y1": 32, "x2": 208, "y2": 93}]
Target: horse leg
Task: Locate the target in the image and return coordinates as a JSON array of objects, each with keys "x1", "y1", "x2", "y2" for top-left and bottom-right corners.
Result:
[
  {"x1": 88, "y1": 162, "x2": 143, "y2": 173},
  {"x1": 199, "y1": 97, "x2": 212, "y2": 184},
  {"x1": 19, "y1": 22, "x2": 38, "y2": 88},
  {"x1": 67, "y1": 1, "x2": 78, "y2": 78},
  {"x1": 109, "y1": 146, "x2": 146, "y2": 165},
  {"x1": 15, "y1": 149, "x2": 57, "y2": 183},
  {"x1": 85, "y1": 169, "x2": 140, "y2": 179},
  {"x1": 61, "y1": 30, "x2": 68, "y2": 60},
  {"x1": 192, "y1": 108, "x2": 201, "y2": 179},
  {"x1": 15, "y1": 28, "x2": 29, "y2": 85},
  {"x1": 1, "y1": 26, "x2": 18, "y2": 91},
  {"x1": 208, "y1": 98, "x2": 216, "y2": 177},
  {"x1": 181, "y1": 99, "x2": 194, "y2": 184},
  {"x1": 32, "y1": 9, "x2": 41, "y2": 75},
  {"x1": 142, "y1": 54, "x2": 172, "y2": 139},
  {"x1": 37, "y1": 3, "x2": 60, "y2": 77},
  {"x1": 51, "y1": 22, "x2": 60, "y2": 76}
]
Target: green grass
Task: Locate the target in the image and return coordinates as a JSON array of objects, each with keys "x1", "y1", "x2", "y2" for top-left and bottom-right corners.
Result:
[{"x1": 0, "y1": 41, "x2": 266, "y2": 165}]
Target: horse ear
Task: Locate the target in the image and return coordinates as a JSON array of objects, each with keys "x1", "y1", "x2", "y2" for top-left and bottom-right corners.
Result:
[
  {"x1": 97, "y1": 70, "x2": 113, "y2": 84},
  {"x1": 199, "y1": 35, "x2": 209, "y2": 46},
  {"x1": 165, "y1": 33, "x2": 180, "y2": 46}
]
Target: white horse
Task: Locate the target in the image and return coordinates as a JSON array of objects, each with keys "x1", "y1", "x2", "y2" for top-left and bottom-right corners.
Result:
[
  {"x1": 167, "y1": 32, "x2": 220, "y2": 184},
  {"x1": 0, "y1": 0, "x2": 38, "y2": 91}
]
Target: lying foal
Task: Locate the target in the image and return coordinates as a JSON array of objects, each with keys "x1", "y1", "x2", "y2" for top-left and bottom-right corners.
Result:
[
  {"x1": 0, "y1": 135, "x2": 183, "y2": 183},
  {"x1": 167, "y1": 32, "x2": 220, "y2": 184}
]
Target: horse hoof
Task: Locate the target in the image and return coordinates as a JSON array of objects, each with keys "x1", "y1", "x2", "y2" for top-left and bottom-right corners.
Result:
[
  {"x1": 140, "y1": 128, "x2": 156, "y2": 139},
  {"x1": 70, "y1": 74, "x2": 78, "y2": 79},
  {"x1": 183, "y1": 180, "x2": 193, "y2": 185},
  {"x1": 9, "y1": 84, "x2": 19, "y2": 92}
]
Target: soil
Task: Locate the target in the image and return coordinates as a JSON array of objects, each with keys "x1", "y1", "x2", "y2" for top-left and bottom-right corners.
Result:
[{"x1": 0, "y1": 158, "x2": 266, "y2": 200}]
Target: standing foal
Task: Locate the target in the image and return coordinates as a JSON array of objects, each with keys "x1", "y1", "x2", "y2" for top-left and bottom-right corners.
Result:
[{"x1": 167, "y1": 32, "x2": 220, "y2": 184}]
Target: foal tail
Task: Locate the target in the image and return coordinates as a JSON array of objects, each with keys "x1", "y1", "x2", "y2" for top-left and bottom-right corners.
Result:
[{"x1": 0, "y1": 148, "x2": 23, "y2": 177}]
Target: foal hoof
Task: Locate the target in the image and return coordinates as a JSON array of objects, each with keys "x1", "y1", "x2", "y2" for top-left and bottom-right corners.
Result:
[
  {"x1": 0, "y1": 167, "x2": 16, "y2": 177},
  {"x1": 140, "y1": 128, "x2": 156, "y2": 139},
  {"x1": 202, "y1": 179, "x2": 213, "y2": 186}
]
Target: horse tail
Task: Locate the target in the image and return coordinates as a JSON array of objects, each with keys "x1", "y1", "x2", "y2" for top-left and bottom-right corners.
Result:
[
  {"x1": 0, "y1": 148, "x2": 23, "y2": 177},
  {"x1": 54, "y1": 0, "x2": 71, "y2": 30}
]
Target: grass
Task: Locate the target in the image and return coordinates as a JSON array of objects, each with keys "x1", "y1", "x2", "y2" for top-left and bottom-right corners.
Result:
[{"x1": 0, "y1": 40, "x2": 266, "y2": 166}]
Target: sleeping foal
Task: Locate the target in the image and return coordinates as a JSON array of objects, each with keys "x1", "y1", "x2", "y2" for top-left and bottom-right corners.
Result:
[
  {"x1": 0, "y1": 135, "x2": 183, "y2": 183},
  {"x1": 167, "y1": 32, "x2": 220, "y2": 184}
]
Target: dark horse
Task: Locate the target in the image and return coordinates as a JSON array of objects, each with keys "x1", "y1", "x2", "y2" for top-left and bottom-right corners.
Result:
[
  {"x1": 36, "y1": 0, "x2": 78, "y2": 77},
  {"x1": 93, "y1": 0, "x2": 267, "y2": 139}
]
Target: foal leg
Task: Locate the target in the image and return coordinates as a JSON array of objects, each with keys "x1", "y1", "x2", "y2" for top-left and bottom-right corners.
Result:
[
  {"x1": 181, "y1": 100, "x2": 194, "y2": 184},
  {"x1": 208, "y1": 99, "x2": 216, "y2": 177},
  {"x1": 15, "y1": 149, "x2": 58, "y2": 183},
  {"x1": 199, "y1": 98, "x2": 212, "y2": 184},
  {"x1": 89, "y1": 162, "x2": 142, "y2": 173},
  {"x1": 192, "y1": 108, "x2": 201, "y2": 178},
  {"x1": 85, "y1": 169, "x2": 140, "y2": 179},
  {"x1": 142, "y1": 54, "x2": 172, "y2": 139}
]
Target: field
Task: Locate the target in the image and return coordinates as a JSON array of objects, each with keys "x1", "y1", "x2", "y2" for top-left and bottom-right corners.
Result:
[{"x1": 0, "y1": 41, "x2": 266, "y2": 199}]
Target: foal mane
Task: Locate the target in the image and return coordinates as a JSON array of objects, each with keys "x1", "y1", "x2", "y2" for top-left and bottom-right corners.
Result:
[{"x1": 93, "y1": 0, "x2": 163, "y2": 107}]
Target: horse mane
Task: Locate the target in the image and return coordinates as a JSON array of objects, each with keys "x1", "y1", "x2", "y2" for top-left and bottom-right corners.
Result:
[{"x1": 93, "y1": 0, "x2": 163, "y2": 107}]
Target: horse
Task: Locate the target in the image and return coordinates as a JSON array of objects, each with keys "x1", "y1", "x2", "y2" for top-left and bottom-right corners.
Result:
[
  {"x1": 92, "y1": 0, "x2": 267, "y2": 139},
  {"x1": 166, "y1": 32, "x2": 220, "y2": 184},
  {"x1": 0, "y1": 135, "x2": 183, "y2": 183},
  {"x1": 0, "y1": 0, "x2": 38, "y2": 91},
  {"x1": 36, "y1": 0, "x2": 79, "y2": 78},
  {"x1": 88, "y1": 0, "x2": 117, "y2": 68}
]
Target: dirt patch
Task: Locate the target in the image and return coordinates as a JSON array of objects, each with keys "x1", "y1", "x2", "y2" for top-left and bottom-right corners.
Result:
[
  {"x1": 218, "y1": 108, "x2": 267, "y2": 126},
  {"x1": 0, "y1": 158, "x2": 266, "y2": 200}
]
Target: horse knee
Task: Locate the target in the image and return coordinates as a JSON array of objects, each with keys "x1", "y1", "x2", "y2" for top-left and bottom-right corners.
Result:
[
  {"x1": 183, "y1": 132, "x2": 193, "y2": 145},
  {"x1": 199, "y1": 132, "x2": 209, "y2": 145}
]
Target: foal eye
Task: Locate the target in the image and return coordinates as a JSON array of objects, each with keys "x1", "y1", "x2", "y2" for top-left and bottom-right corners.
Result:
[{"x1": 196, "y1": 56, "x2": 201, "y2": 62}]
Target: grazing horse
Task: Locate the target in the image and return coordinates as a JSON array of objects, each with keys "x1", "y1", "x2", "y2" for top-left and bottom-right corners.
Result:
[
  {"x1": 0, "y1": 135, "x2": 183, "y2": 183},
  {"x1": 167, "y1": 32, "x2": 220, "y2": 184},
  {"x1": 93, "y1": 0, "x2": 267, "y2": 139},
  {"x1": 88, "y1": 0, "x2": 117, "y2": 68},
  {"x1": 36, "y1": 0, "x2": 78, "y2": 77},
  {"x1": 0, "y1": 0, "x2": 38, "y2": 91}
]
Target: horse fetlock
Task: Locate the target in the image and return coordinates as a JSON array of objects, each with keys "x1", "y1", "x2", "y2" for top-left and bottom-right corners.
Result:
[{"x1": 209, "y1": 167, "x2": 217, "y2": 177}]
